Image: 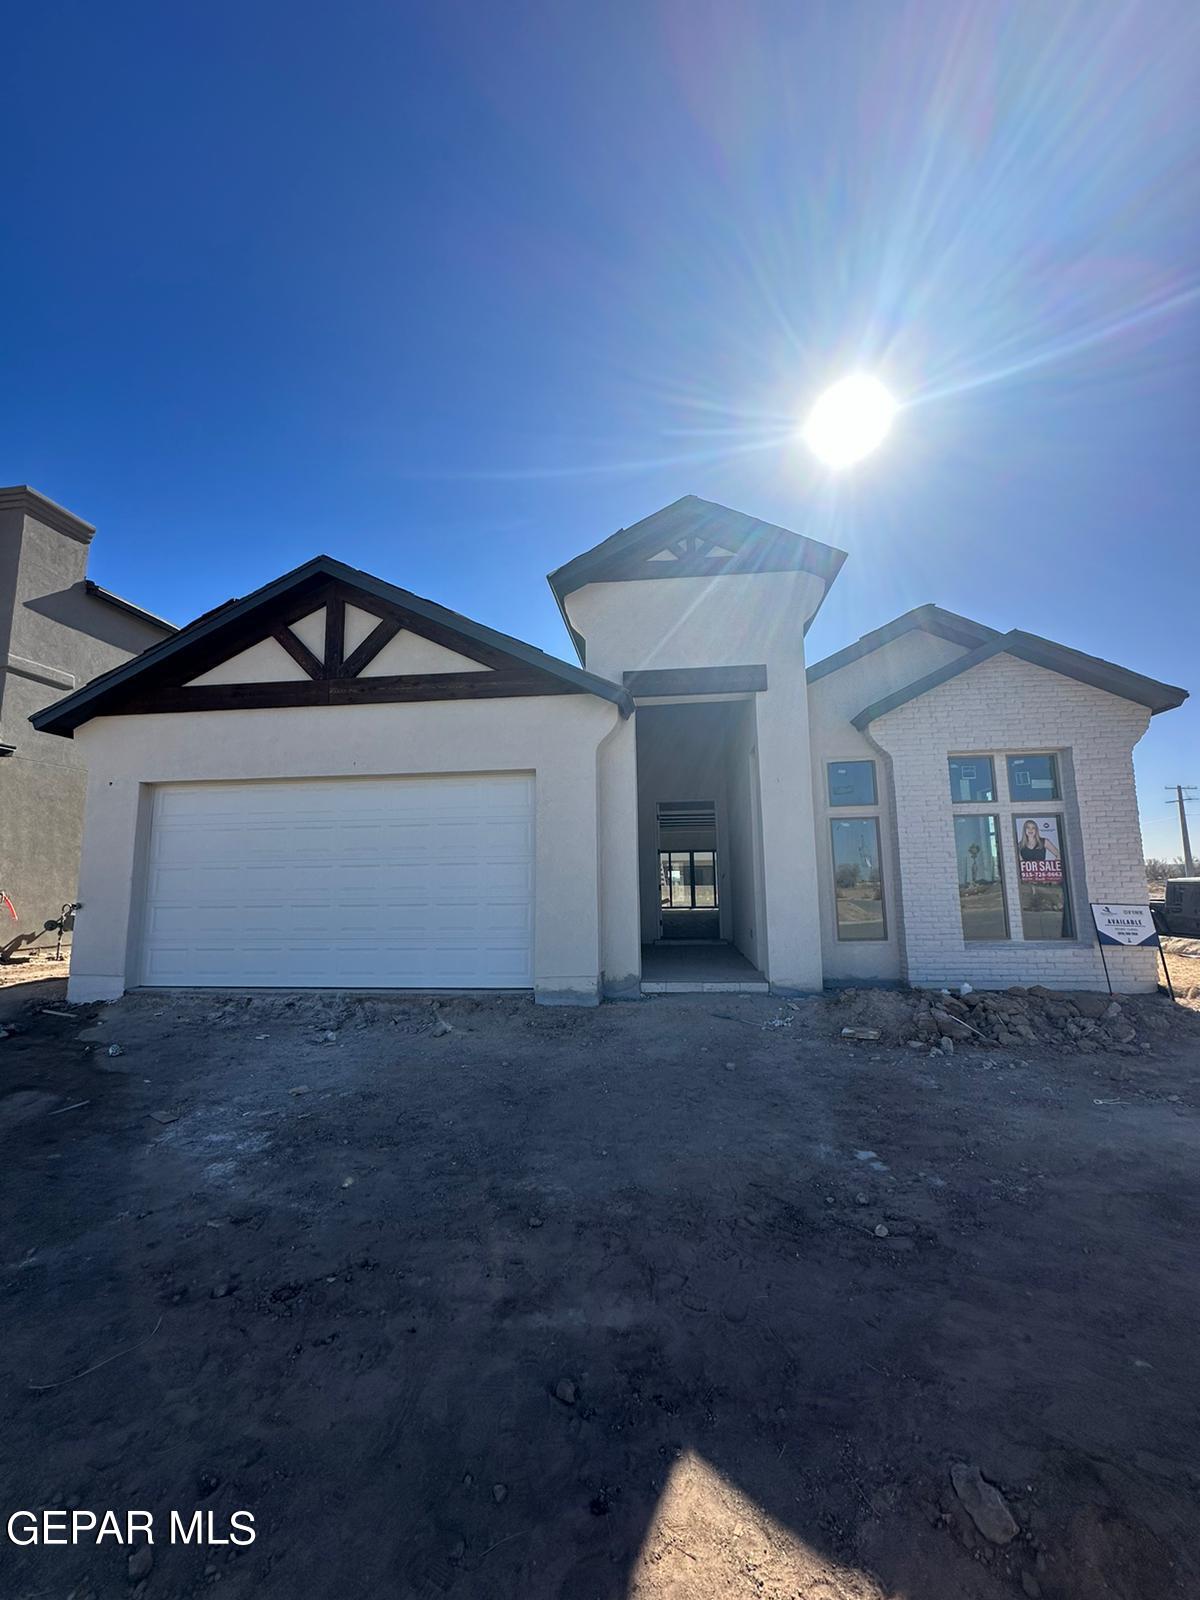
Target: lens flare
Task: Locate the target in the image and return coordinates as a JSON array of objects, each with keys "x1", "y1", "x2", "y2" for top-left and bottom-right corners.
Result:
[{"x1": 802, "y1": 375, "x2": 897, "y2": 468}]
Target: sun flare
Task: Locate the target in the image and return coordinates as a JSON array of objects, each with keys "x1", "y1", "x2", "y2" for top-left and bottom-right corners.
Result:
[{"x1": 802, "y1": 374, "x2": 897, "y2": 468}]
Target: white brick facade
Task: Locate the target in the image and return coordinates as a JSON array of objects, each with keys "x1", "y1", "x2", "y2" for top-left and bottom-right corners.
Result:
[{"x1": 865, "y1": 653, "x2": 1156, "y2": 992}]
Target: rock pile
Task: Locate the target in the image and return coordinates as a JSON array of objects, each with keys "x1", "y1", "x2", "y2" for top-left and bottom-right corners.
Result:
[
  {"x1": 831, "y1": 982, "x2": 1196, "y2": 1054},
  {"x1": 912, "y1": 986, "x2": 1143, "y2": 1054}
]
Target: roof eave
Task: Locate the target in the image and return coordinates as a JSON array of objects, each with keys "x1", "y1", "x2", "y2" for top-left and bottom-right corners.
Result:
[{"x1": 851, "y1": 633, "x2": 1189, "y2": 729}]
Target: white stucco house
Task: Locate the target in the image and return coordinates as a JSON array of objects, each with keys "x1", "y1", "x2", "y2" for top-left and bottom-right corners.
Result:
[{"x1": 33, "y1": 495, "x2": 1186, "y2": 1004}]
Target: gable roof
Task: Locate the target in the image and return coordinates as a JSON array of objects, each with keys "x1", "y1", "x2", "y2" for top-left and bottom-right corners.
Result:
[
  {"x1": 851, "y1": 629, "x2": 1188, "y2": 729},
  {"x1": 547, "y1": 495, "x2": 848, "y2": 663},
  {"x1": 806, "y1": 603, "x2": 999, "y2": 683},
  {"x1": 32, "y1": 555, "x2": 633, "y2": 737}
]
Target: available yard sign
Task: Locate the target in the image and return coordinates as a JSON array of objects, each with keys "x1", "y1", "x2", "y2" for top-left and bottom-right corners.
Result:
[
  {"x1": 1089, "y1": 903, "x2": 1159, "y2": 947},
  {"x1": 1089, "y1": 902, "x2": 1174, "y2": 1000},
  {"x1": 1015, "y1": 816, "x2": 1064, "y2": 885}
]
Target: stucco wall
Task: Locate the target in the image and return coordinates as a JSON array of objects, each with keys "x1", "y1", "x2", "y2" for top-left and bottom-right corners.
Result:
[
  {"x1": 1, "y1": 503, "x2": 169, "y2": 932},
  {"x1": 725, "y1": 696, "x2": 766, "y2": 970},
  {"x1": 865, "y1": 652, "x2": 1157, "y2": 992},
  {"x1": 807, "y1": 629, "x2": 967, "y2": 982},
  {"x1": 596, "y1": 712, "x2": 641, "y2": 998},
  {"x1": 565, "y1": 571, "x2": 825, "y2": 991},
  {"x1": 66, "y1": 695, "x2": 622, "y2": 1005}
]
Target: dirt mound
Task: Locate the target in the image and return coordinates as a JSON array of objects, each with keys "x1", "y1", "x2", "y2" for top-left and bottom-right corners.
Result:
[{"x1": 830, "y1": 983, "x2": 1200, "y2": 1056}]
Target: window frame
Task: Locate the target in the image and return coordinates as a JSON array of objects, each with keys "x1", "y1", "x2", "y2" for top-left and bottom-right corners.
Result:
[
  {"x1": 826, "y1": 759, "x2": 878, "y2": 808},
  {"x1": 945, "y1": 747, "x2": 1077, "y2": 945},
  {"x1": 953, "y1": 812, "x2": 1010, "y2": 942},
  {"x1": 658, "y1": 848, "x2": 719, "y2": 910},
  {"x1": 1006, "y1": 752, "x2": 1062, "y2": 804},
  {"x1": 948, "y1": 754, "x2": 997, "y2": 804},
  {"x1": 829, "y1": 815, "x2": 888, "y2": 943}
]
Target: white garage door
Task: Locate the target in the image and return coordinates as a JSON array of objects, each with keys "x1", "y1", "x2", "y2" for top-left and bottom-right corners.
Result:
[{"x1": 138, "y1": 775, "x2": 534, "y2": 989}]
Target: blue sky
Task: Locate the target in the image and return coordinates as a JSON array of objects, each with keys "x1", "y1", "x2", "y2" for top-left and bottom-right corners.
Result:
[{"x1": 3, "y1": 1, "x2": 1197, "y2": 854}]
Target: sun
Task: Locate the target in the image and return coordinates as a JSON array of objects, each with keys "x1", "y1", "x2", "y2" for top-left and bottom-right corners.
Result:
[{"x1": 802, "y1": 375, "x2": 897, "y2": 468}]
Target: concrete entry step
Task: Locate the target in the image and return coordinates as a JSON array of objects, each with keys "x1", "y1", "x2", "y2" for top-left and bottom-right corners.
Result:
[
  {"x1": 642, "y1": 979, "x2": 770, "y2": 994},
  {"x1": 640, "y1": 941, "x2": 768, "y2": 994}
]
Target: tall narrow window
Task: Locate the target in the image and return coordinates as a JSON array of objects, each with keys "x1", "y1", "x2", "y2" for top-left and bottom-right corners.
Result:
[
  {"x1": 954, "y1": 815, "x2": 1008, "y2": 940},
  {"x1": 830, "y1": 818, "x2": 886, "y2": 940},
  {"x1": 1013, "y1": 815, "x2": 1073, "y2": 938}
]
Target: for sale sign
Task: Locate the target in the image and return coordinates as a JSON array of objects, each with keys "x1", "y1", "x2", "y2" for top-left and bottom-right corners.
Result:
[
  {"x1": 1090, "y1": 903, "x2": 1159, "y2": 947},
  {"x1": 1015, "y1": 816, "x2": 1064, "y2": 885}
]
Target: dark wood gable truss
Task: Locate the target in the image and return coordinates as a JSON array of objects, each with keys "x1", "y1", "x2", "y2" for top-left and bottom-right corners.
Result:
[{"x1": 118, "y1": 579, "x2": 591, "y2": 716}]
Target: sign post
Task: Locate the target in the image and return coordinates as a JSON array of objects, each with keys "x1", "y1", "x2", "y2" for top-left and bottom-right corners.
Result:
[{"x1": 1089, "y1": 902, "x2": 1175, "y2": 1000}]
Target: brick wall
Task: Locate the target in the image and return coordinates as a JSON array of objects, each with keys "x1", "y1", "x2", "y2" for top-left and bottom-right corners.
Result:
[{"x1": 865, "y1": 653, "x2": 1157, "y2": 992}]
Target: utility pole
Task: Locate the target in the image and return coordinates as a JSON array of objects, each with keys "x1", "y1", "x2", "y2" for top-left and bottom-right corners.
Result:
[{"x1": 1166, "y1": 785, "x2": 1197, "y2": 876}]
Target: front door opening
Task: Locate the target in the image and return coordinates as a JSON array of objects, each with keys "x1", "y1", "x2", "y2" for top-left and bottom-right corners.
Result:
[{"x1": 657, "y1": 800, "x2": 719, "y2": 941}]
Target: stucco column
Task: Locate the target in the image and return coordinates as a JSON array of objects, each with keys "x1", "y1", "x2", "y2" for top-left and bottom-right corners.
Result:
[
  {"x1": 754, "y1": 682, "x2": 825, "y2": 993},
  {"x1": 67, "y1": 771, "x2": 147, "y2": 1003},
  {"x1": 532, "y1": 754, "x2": 603, "y2": 1005},
  {"x1": 597, "y1": 712, "x2": 641, "y2": 998}
]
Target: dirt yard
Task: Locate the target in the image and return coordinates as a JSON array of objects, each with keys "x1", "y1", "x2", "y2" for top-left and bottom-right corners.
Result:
[{"x1": 2, "y1": 974, "x2": 1199, "y2": 1600}]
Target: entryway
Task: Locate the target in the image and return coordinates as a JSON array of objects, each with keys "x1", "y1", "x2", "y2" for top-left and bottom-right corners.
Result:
[{"x1": 634, "y1": 697, "x2": 769, "y2": 992}]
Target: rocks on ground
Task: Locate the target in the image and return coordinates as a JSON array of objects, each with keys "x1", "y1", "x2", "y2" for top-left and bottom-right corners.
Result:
[
  {"x1": 949, "y1": 1461, "x2": 1020, "y2": 1545},
  {"x1": 831, "y1": 981, "x2": 1198, "y2": 1055}
]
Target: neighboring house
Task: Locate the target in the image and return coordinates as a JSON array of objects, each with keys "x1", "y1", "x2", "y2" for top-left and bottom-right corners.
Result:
[
  {"x1": 32, "y1": 495, "x2": 1185, "y2": 1003},
  {"x1": 1, "y1": 487, "x2": 174, "y2": 941}
]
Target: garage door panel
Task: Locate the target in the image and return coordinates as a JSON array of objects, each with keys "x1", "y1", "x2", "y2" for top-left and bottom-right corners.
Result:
[{"x1": 139, "y1": 776, "x2": 535, "y2": 988}]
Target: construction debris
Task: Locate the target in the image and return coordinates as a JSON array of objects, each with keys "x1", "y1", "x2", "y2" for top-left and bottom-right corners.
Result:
[{"x1": 827, "y1": 982, "x2": 1193, "y2": 1054}]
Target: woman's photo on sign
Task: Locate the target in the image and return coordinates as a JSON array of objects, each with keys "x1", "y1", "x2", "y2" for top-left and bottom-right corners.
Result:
[
  {"x1": 1013, "y1": 816, "x2": 1072, "y2": 938},
  {"x1": 1015, "y1": 816, "x2": 1063, "y2": 885}
]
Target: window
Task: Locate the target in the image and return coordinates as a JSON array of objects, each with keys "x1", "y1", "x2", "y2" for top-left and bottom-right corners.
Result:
[
  {"x1": 1007, "y1": 753, "x2": 1060, "y2": 803},
  {"x1": 830, "y1": 818, "x2": 886, "y2": 940},
  {"x1": 658, "y1": 850, "x2": 718, "y2": 909},
  {"x1": 948, "y1": 756, "x2": 996, "y2": 803},
  {"x1": 827, "y1": 760, "x2": 877, "y2": 807},
  {"x1": 1013, "y1": 815, "x2": 1073, "y2": 938},
  {"x1": 954, "y1": 815, "x2": 1008, "y2": 940}
]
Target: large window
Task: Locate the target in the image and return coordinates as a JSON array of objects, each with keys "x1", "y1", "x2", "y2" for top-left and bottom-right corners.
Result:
[
  {"x1": 827, "y1": 760, "x2": 877, "y2": 807},
  {"x1": 954, "y1": 815, "x2": 1008, "y2": 940},
  {"x1": 830, "y1": 818, "x2": 886, "y2": 941},
  {"x1": 948, "y1": 756, "x2": 996, "y2": 803},
  {"x1": 1013, "y1": 815, "x2": 1073, "y2": 939},
  {"x1": 946, "y1": 748, "x2": 1075, "y2": 943}
]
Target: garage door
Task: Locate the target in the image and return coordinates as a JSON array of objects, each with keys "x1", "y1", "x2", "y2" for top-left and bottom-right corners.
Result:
[{"x1": 138, "y1": 775, "x2": 534, "y2": 989}]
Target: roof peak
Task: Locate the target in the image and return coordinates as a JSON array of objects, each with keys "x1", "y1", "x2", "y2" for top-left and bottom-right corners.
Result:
[
  {"x1": 33, "y1": 553, "x2": 632, "y2": 738},
  {"x1": 547, "y1": 495, "x2": 848, "y2": 663},
  {"x1": 807, "y1": 604, "x2": 1000, "y2": 682}
]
